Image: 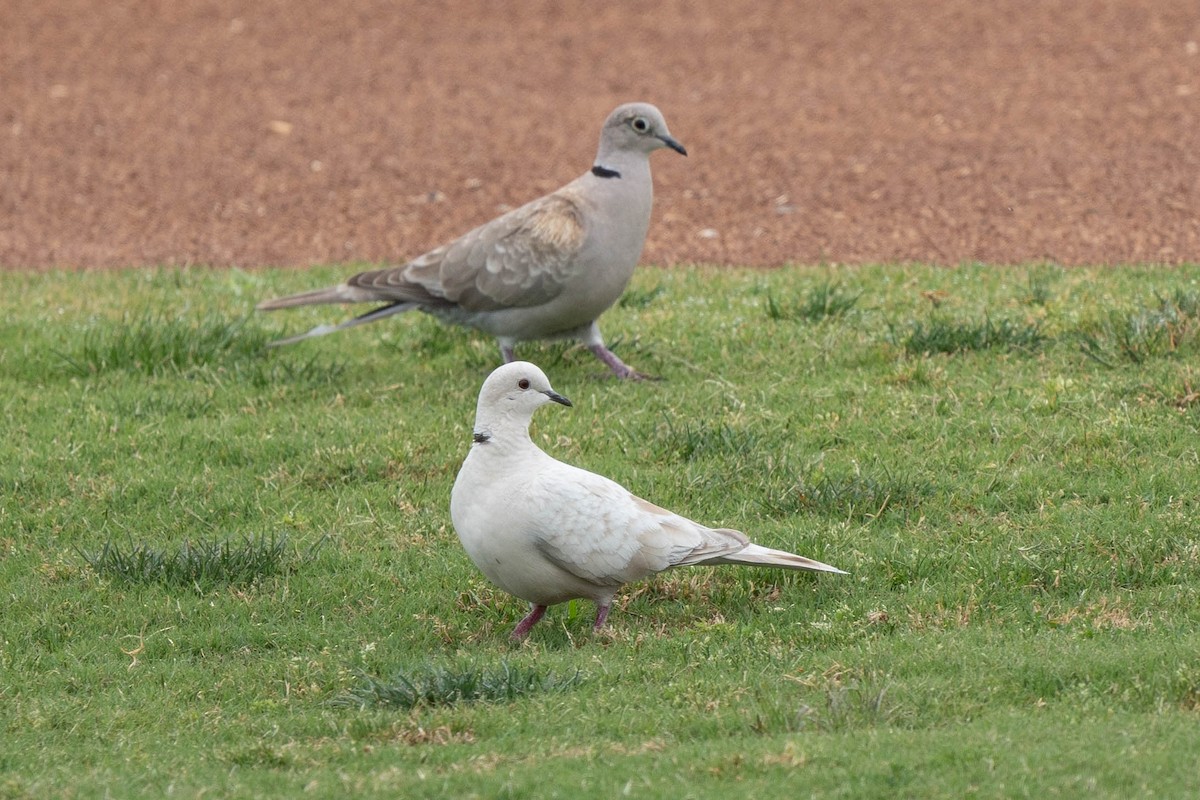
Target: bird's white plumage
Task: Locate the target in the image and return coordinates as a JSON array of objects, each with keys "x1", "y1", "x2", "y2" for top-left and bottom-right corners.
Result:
[
  {"x1": 258, "y1": 103, "x2": 686, "y2": 379},
  {"x1": 450, "y1": 362, "x2": 847, "y2": 638}
]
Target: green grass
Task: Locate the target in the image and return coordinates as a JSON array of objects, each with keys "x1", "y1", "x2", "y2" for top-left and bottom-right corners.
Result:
[
  {"x1": 765, "y1": 280, "x2": 862, "y2": 322},
  {"x1": 894, "y1": 314, "x2": 1048, "y2": 355},
  {"x1": 333, "y1": 661, "x2": 583, "y2": 711},
  {"x1": 77, "y1": 533, "x2": 323, "y2": 589},
  {"x1": 2, "y1": 262, "x2": 1200, "y2": 798}
]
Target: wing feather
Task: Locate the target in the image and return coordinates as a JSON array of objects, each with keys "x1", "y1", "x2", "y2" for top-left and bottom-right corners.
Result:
[
  {"x1": 527, "y1": 467, "x2": 748, "y2": 587},
  {"x1": 344, "y1": 191, "x2": 587, "y2": 313}
]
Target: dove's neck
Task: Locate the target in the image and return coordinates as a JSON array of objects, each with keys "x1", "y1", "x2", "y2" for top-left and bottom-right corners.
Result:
[
  {"x1": 470, "y1": 410, "x2": 539, "y2": 457},
  {"x1": 591, "y1": 149, "x2": 651, "y2": 185}
]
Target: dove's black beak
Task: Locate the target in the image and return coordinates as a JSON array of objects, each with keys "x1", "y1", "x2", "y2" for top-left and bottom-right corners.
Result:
[
  {"x1": 659, "y1": 135, "x2": 687, "y2": 156},
  {"x1": 543, "y1": 390, "x2": 572, "y2": 407}
]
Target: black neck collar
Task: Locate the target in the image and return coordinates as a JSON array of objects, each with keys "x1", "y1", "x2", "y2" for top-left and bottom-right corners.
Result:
[
  {"x1": 591, "y1": 165, "x2": 621, "y2": 179},
  {"x1": 473, "y1": 431, "x2": 491, "y2": 444}
]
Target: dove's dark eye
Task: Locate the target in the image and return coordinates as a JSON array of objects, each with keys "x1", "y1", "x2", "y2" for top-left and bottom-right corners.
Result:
[
  {"x1": 518, "y1": 379, "x2": 530, "y2": 390},
  {"x1": 630, "y1": 117, "x2": 650, "y2": 133}
]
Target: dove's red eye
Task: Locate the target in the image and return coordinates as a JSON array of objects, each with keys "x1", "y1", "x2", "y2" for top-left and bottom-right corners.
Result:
[{"x1": 518, "y1": 379, "x2": 530, "y2": 390}]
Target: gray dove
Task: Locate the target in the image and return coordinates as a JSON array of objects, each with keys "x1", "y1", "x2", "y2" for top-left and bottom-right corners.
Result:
[
  {"x1": 450, "y1": 361, "x2": 847, "y2": 640},
  {"x1": 257, "y1": 102, "x2": 686, "y2": 379}
]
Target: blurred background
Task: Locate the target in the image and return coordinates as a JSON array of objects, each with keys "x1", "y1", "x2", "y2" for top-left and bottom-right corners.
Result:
[{"x1": 2, "y1": 0, "x2": 1197, "y2": 269}]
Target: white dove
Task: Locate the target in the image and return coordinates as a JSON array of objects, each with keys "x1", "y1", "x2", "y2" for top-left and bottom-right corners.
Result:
[
  {"x1": 257, "y1": 102, "x2": 686, "y2": 379},
  {"x1": 450, "y1": 362, "x2": 847, "y2": 640}
]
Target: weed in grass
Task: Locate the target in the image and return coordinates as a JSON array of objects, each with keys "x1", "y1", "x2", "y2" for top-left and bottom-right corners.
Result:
[
  {"x1": 751, "y1": 669, "x2": 906, "y2": 734},
  {"x1": 56, "y1": 311, "x2": 268, "y2": 376},
  {"x1": 895, "y1": 314, "x2": 1046, "y2": 355},
  {"x1": 1160, "y1": 286, "x2": 1200, "y2": 319},
  {"x1": 77, "y1": 533, "x2": 325, "y2": 589},
  {"x1": 107, "y1": 390, "x2": 216, "y2": 420},
  {"x1": 766, "y1": 281, "x2": 861, "y2": 322},
  {"x1": 1079, "y1": 311, "x2": 1171, "y2": 366},
  {"x1": 1078, "y1": 288, "x2": 1200, "y2": 366},
  {"x1": 332, "y1": 662, "x2": 583, "y2": 710},
  {"x1": 1022, "y1": 266, "x2": 1062, "y2": 307},
  {"x1": 53, "y1": 309, "x2": 347, "y2": 388},
  {"x1": 760, "y1": 466, "x2": 932, "y2": 521},
  {"x1": 652, "y1": 418, "x2": 761, "y2": 461}
]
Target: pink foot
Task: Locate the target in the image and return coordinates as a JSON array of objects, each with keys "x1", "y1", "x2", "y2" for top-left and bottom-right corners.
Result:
[
  {"x1": 588, "y1": 344, "x2": 654, "y2": 380},
  {"x1": 593, "y1": 604, "x2": 611, "y2": 631},
  {"x1": 511, "y1": 604, "x2": 547, "y2": 641}
]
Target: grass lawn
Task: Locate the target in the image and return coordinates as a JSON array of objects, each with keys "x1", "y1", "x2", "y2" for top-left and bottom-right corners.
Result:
[{"x1": 2, "y1": 263, "x2": 1199, "y2": 798}]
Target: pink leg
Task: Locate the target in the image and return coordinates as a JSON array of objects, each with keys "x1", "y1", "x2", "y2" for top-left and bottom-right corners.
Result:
[
  {"x1": 588, "y1": 344, "x2": 653, "y2": 380},
  {"x1": 511, "y1": 604, "x2": 547, "y2": 641},
  {"x1": 500, "y1": 344, "x2": 517, "y2": 363},
  {"x1": 592, "y1": 604, "x2": 611, "y2": 631}
]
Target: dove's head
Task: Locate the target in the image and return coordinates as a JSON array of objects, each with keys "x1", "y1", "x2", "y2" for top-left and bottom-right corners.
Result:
[
  {"x1": 598, "y1": 103, "x2": 687, "y2": 160},
  {"x1": 472, "y1": 361, "x2": 572, "y2": 441}
]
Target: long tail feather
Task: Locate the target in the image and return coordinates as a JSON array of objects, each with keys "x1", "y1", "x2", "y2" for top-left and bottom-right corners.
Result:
[
  {"x1": 707, "y1": 543, "x2": 848, "y2": 574},
  {"x1": 264, "y1": 302, "x2": 416, "y2": 347},
  {"x1": 256, "y1": 286, "x2": 366, "y2": 310}
]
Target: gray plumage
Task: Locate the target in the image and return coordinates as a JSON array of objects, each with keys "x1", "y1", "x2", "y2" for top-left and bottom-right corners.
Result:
[
  {"x1": 257, "y1": 103, "x2": 686, "y2": 379},
  {"x1": 450, "y1": 362, "x2": 847, "y2": 640}
]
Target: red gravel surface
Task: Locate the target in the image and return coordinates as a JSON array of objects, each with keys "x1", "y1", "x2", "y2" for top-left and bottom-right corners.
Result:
[{"x1": 3, "y1": 0, "x2": 1198, "y2": 270}]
